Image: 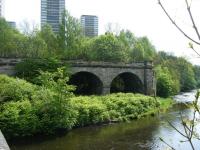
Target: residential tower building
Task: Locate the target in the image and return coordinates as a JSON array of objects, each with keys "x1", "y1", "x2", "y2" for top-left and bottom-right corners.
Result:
[
  {"x1": 41, "y1": 0, "x2": 65, "y2": 33},
  {"x1": 81, "y1": 15, "x2": 98, "y2": 37}
]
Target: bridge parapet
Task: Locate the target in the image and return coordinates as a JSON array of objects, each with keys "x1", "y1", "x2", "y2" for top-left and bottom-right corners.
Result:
[
  {"x1": 67, "y1": 60, "x2": 153, "y2": 69},
  {"x1": 0, "y1": 58, "x2": 153, "y2": 68}
]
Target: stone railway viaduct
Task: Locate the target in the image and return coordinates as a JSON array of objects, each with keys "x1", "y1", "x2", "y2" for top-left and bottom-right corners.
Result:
[{"x1": 0, "y1": 58, "x2": 156, "y2": 95}]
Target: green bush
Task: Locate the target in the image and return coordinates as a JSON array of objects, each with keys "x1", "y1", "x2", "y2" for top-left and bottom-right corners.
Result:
[
  {"x1": 0, "y1": 75, "x2": 37, "y2": 103},
  {"x1": 0, "y1": 74, "x2": 171, "y2": 139},
  {"x1": 89, "y1": 34, "x2": 129, "y2": 62},
  {"x1": 101, "y1": 93, "x2": 158, "y2": 120},
  {"x1": 33, "y1": 93, "x2": 78, "y2": 133},
  {"x1": 71, "y1": 96, "x2": 109, "y2": 126},
  {"x1": 15, "y1": 58, "x2": 66, "y2": 84},
  {"x1": 155, "y1": 66, "x2": 179, "y2": 97},
  {"x1": 71, "y1": 93, "x2": 160, "y2": 126},
  {"x1": 0, "y1": 100, "x2": 40, "y2": 138},
  {"x1": 0, "y1": 69, "x2": 76, "y2": 139}
]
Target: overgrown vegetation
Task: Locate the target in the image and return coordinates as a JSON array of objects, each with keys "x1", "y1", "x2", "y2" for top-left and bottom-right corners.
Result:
[
  {"x1": 0, "y1": 15, "x2": 156, "y2": 62},
  {"x1": 15, "y1": 58, "x2": 69, "y2": 84},
  {"x1": 155, "y1": 52, "x2": 198, "y2": 97},
  {"x1": 1, "y1": 11, "x2": 200, "y2": 98},
  {"x1": 0, "y1": 70, "x2": 172, "y2": 139}
]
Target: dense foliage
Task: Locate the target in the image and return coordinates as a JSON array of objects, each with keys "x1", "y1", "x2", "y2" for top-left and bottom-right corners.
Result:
[
  {"x1": 155, "y1": 66, "x2": 179, "y2": 98},
  {"x1": 15, "y1": 58, "x2": 69, "y2": 84},
  {"x1": 0, "y1": 73, "x2": 172, "y2": 139},
  {"x1": 194, "y1": 66, "x2": 200, "y2": 88},
  {"x1": 71, "y1": 93, "x2": 161, "y2": 126},
  {"x1": 155, "y1": 51, "x2": 199, "y2": 97},
  {"x1": 0, "y1": 16, "x2": 156, "y2": 62},
  {"x1": 0, "y1": 11, "x2": 200, "y2": 97}
]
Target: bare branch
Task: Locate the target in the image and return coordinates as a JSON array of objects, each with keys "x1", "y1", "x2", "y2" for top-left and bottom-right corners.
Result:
[
  {"x1": 158, "y1": 0, "x2": 200, "y2": 45},
  {"x1": 191, "y1": 47, "x2": 200, "y2": 57},
  {"x1": 159, "y1": 137, "x2": 176, "y2": 150},
  {"x1": 185, "y1": 0, "x2": 200, "y2": 41},
  {"x1": 180, "y1": 112, "x2": 195, "y2": 150},
  {"x1": 190, "y1": 110, "x2": 196, "y2": 139},
  {"x1": 180, "y1": 113, "x2": 190, "y2": 137},
  {"x1": 167, "y1": 120, "x2": 187, "y2": 138}
]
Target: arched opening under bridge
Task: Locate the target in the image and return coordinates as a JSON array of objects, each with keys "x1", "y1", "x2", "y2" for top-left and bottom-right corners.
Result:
[
  {"x1": 110, "y1": 72, "x2": 144, "y2": 94},
  {"x1": 69, "y1": 71, "x2": 103, "y2": 95}
]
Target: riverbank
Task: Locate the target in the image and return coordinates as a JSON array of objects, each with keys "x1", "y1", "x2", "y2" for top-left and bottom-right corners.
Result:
[
  {"x1": 9, "y1": 91, "x2": 197, "y2": 150},
  {"x1": 9, "y1": 96, "x2": 176, "y2": 150},
  {"x1": 14, "y1": 94, "x2": 172, "y2": 139},
  {"x1": 0, "y1": 74, "x2": 173, "y2": 140}
]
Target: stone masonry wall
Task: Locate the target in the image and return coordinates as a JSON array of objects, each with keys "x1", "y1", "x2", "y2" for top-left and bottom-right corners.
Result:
[{"x1": 0, "y1": 58, "x2": 155, "y2": 95}]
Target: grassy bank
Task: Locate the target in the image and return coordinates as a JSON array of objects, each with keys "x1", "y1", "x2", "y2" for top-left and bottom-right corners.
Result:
[{"x1": 0, "y1": 74, "x2": 173, "y2": 139}]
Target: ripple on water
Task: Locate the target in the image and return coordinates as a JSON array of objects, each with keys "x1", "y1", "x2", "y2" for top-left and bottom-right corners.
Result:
[{"x1": 173, "y1": 90, "x2": 197, "y2": 103}]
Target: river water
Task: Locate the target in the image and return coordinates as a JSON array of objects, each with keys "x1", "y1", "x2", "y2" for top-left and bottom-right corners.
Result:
[{"x1": 9, "y1": 90, "x2": 200, "y2": 150}]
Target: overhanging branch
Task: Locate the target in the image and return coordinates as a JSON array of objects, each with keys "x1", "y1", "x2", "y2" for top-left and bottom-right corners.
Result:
[
  {"x1": 185, "y1": 0, "x2": 200, "y2": 41},
  {"x1": 158, "y1": 0, "x2": 200, "y2": 45}
]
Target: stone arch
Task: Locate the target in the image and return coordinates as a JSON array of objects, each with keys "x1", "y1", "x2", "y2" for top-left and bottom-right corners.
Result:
[
  {"x1": 69, "y1": 71, "x2": 103, "y2": 95},
  {"x1": 110, "y1": 72, "x2": 144, "y2": 94}
]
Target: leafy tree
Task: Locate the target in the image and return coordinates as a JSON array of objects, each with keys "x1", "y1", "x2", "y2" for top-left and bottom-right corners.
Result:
[
  {"x1": 15, "y1": 58, "x2": 65, "y2": 84},
  {"x1": 194, "y1": 65, "x2": 200, "y2": 87},
  {"x1": 90, "y1": 33, "x2": 129, "y2": 62},
  {"x1": 35, "y1": 67, "x2": 76, "y2": 131},
  {"x1": 154, "y1": 51, "x2": 176, "y2": 65},
  {"x1": 0, "y1": 18, "x2": 48, "y2": 58},
  {"x1": 155, "y1": 52, "x2": 197, "y2": 93},
  {"x1": 0, "y1": 18, "x2": 25, "y2": 57},
  {"x1": 118, "y1": 30, "x2": 136, "y2": 49},
  {"x1": 131, "y1": 40, "x2": 145, "y2": 61},
  {"x1": 155, "y1": 66, "x2": 178, "y2": 97},
  {"x1": 58, "y1": 10, "x2": 83, "y2": 55},
  {"x1": 135, "y1": 37, "x2": 156, "y2": 61},
  {"x1": 24, "y1": 30, "x2": 48, "y2": 58},
  {"x1": 176, "y1": 57, "x2": 197, "y2": 91},
  {"x1": 39, "y1": 24, "x2": 59, "y2": 55}
]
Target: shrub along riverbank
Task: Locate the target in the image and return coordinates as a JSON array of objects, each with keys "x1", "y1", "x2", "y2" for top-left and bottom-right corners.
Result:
[
  {"x1": 0, "y1": 72, "x2": 173, "y2": 140},
  {"x1": 1, "y1": 14, "x2": 200, "y2": 98}
]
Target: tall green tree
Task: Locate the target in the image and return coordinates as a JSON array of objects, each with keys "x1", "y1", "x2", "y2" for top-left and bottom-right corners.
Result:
[
  {"x1": 118, "y1": 30, "x2": 136, "y2": 49},
  {"x1": 39, "y1": 24, "x2": 59, "y2": 55},
  {"x1": 155, "y1": 65, "x2": 179, "y2": 97},
  {"x1": 136, "y1": 37, "x2": 156, "y2": 61},
  {"x1": 58, "y1": 10, "x2": 83, "y2": 57},
  {"x1": 0, "y1": 18, "x2": 25, "y2": 57},
  {"x1": 194, "y1": 65, "x2": 200, "y2": 88},
  {"x1": 90, "y1": 33, "x2": 129, "y2": 62},
  {"x1": 24, "y1": 30, "x2": 48, "y2": 58},
  {"x1": 176, "y1": 57, "x2": 196, "y2": 91}
]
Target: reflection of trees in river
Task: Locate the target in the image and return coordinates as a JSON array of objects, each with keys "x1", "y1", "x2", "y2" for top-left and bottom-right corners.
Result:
[{"x1": 10, "y1": 116, "x2": 160, "y2": 150}]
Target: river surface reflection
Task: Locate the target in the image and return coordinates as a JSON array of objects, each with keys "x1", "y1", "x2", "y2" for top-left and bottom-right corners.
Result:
[{"x1": 10, "y1": 90, "x2": 200, "y2": 150}]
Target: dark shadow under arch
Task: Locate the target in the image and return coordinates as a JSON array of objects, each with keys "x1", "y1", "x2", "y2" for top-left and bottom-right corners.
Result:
[
  {"x1": 69, "y1": 72, "x2": 103, "y2": 95},
  {"x1": 110, "y1": 72, "x2": 144, "y2": 94}
]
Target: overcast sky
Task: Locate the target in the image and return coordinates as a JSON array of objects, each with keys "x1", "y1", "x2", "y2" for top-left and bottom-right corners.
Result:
[{"x1": 4, "y1": 0, "x2": 200, "y2": 65}]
